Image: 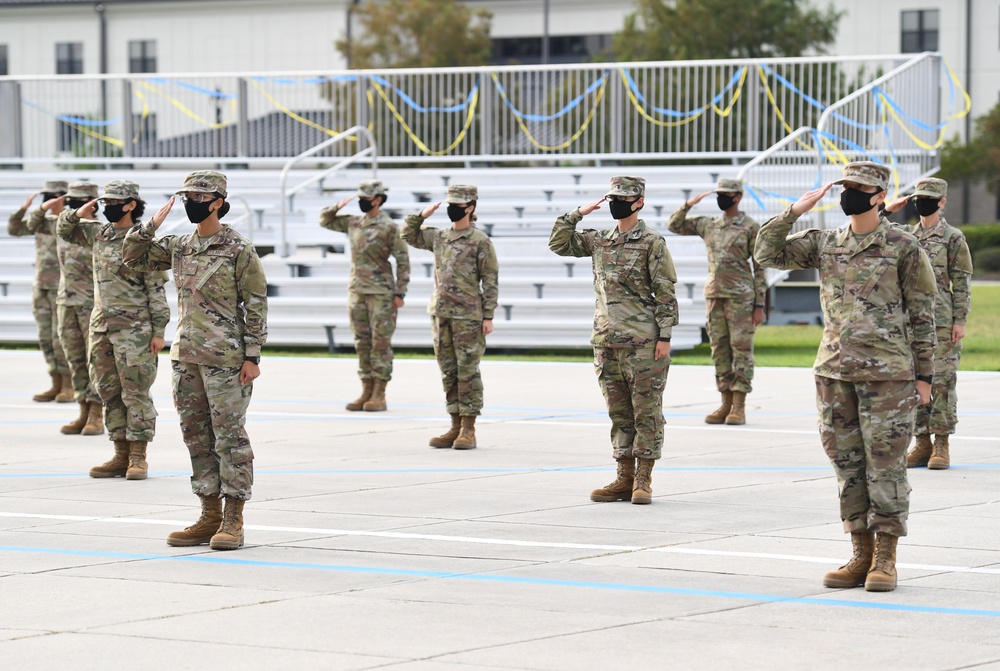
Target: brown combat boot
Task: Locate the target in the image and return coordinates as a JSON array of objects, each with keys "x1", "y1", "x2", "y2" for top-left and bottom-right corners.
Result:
[
  {"x1": 210, "y1": 497, "x2": 246, "y2": 550},
  {"x1": 865, "y1": 533, "x2": 899, "y2": 592},
  {"x1": 632, "y1": 458, "x2": 655, "y2": 505},
  {"x1": 126, "y1": 441, "x2": 148, "y2": 480},
  {"x1": 55, "y1": 374, "x2": 75, "y2": 403},
  {"x1": 167, "y1": 495, "x2": 223, "y2": 546},
  {"x1": 453, "y1": 416, "x2": 477, "y2": 450},
  {"x1": 33, "y1": 373, "x2": 61, "y2": 402},
  {"x1": 906, "y1": 434, "x2": 933, "y2": 468},
  {"x1": 725, "y1": 391, "x2": 747, "y2": 425},
  {"x1": 89, "y1": 440, "x2": 130, "y2": 478},
  {"x1": 345, "y1": 379, "x2": 374, "y2": 411},
  {"x1": 61, "y1": 401, "x2": 89, "y2": 434},
  {"x1": 590, "y1": 458, "x2": 635, "y2": 502},
  {"x1": 928, "y1": 435, "x2": 950, "y2": 470},
  {"x1": 822, "y1": 530, "x2": 874, "y2": 588},
  {"x1": 81, "y1": 402, "x2": 105, "y2": 436},
  {"x1": 705, "y1": 391, "x2": 733, "y2": 424},
  {"x1": 430, "y1": 414, "x2": 462, "y2": 448},
  {"x1": 363, "y1": 379, "x2": 387, "y2": 412}
]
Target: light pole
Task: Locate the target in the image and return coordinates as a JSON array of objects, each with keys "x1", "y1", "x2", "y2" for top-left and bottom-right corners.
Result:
[{"x1": 542, "y1": 0, "x2": 550, "y2": 65}]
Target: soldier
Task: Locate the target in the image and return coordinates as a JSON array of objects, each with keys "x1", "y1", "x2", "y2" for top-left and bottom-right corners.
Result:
[
  {"x1": 668, "y1": 178, "x2": 766, "y2": 425},
  {"x1": 123, "y1": 171, "x2": 268, "y2": 551},
  {"x1": 319, "y1": 180, "x2": 410, "y2": 411},
  {"x1": 885, "y1": 178, "x2": 973, "y2": 470},
  {"x1": 402, "y1": 184, "x2": 498, "y2": 450},
  {"x1": 550, "y1": 176, "x2": 678, "y2": 505},
  {"x1": 754, "y1": 161, "x2": 937, "y2": 592},
  {"x1": 7, "y1": 181, "x2": 72, "y2": 403},
  {"x1": 58, "y1": 180, "x2": 170, "y2": 481},
  {"x1": 53, "y1": 182, "x2": 103, "y2": 436}
]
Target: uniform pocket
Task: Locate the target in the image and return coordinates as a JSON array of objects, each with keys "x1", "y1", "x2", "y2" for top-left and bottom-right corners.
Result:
[{"x1": 231, "y1": 445, "x2": 254, "y2": 466}]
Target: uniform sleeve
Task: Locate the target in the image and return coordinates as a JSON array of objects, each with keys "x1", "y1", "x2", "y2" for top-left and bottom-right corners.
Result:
[
  {"x1": 56, "y1": 209, "x2": 94, "y2": 248},
  {"x1": 391, "y1": 226, "x2": 410, "y2": 295},
  {"x1": 25, "y1": 208, "x2": 48, "y2": 234},
  {"x1": 901, "y1": 244, "x2": 939, "y2": 380},
  {"x1": 318, "y1": 206, "x2": 353, "y2": 233},
  {"x1": 7, "y1": 207, "x2": 28, "y2": 236},
  {"x1": 948, "y1": 232, "x2": 973, "y2": 325},
  {"x1": 753, "y1": 206, "x2": 822, "y2": 270},
  {"x1": 478, "y1": 238, "x2": 500, "y2": 320},
  {"x1": 649, "y1": 237, "x2": 679, "y2": 339},
  {"x1": 235, "y1": 244, "x2": 268, "y2": 358},
  {"x1": 549, "y1": 209, "x2": 597, "y2": 257},
  {"x1": 666, "y1": 205, "x2": 709, "y2": 237},
  {"x1": 748, "y1": 221, "x2": 768, "y2": 306},
  {"x1": 122, "y1": 220, "x2": 177, "y2": 272},
  {"x1": 144, "y1": 270, "x2": 171, "y2": 339},
  {"x1": 402, "y1": 213, "x2": 437, "y2": 251}
]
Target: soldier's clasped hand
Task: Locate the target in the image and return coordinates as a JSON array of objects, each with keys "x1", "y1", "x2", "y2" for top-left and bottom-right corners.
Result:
[{"x1": 150, "y1": 196, "x2": 175, "y2": 229}]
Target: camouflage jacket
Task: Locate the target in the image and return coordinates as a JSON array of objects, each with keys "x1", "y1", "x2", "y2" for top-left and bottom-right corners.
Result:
[
  {"x1": 58, "y1": 211, "x2": 170, "y2": 336},
  {"x1": 402, "y1": 214, "x2": 499, "y2": 320},
  {"x1": 8, "y1": 207, "x2": 61, "y2": 290},
  {"x1": 319, "y1": 208, "x2": 410, "y2": 296},
  {"x1": 908, "y1": 217, "x2": 972, "y2": 329},
  {"x1": 550, "y1": 210, "x2": 679, "y2": 348},
  {"x1": 122, "y1": 222, "x2": 268, "y2": 368},
  {"x1": 43, "y1": 209, "x2": 94, "y2": 306},
  {"x1": 754, "y1": 207, "x2": 937, "y2": 381},
  {"x1": 668, "y1": 207, "x2": 766, "y2": 304}
]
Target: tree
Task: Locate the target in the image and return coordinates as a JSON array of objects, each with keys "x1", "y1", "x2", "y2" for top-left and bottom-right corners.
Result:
[
  {"x1": 613, "y1": 0, "x2": 843, "y2": 62},
  {"x1": 940, "y1": 103, "x2": 1000, "y2": 194},
  {"x1": 337, "y1": 0, "x2": 493, "y2": 69}
]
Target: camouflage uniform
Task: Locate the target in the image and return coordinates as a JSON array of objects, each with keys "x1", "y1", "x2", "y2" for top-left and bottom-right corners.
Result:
[
  {"x1": 668, "y1": 178, "x2": 766, "y2": 394},
  {"x1": 550, "y1": 177, "x2": 679, "y2": 461},
  {"x1": 123, "y1": 172, "x2": 268, "y2": 501},
  {"x1": 402, "y1": 185, "x2": 498, "y2": 417},
  {"x1": 59, "y1": 180, "x2": 170, "y2": 443},
  {"x1": 754, "y1": 163, "x2": 937, "y2": 537},
  {"x1": 319, "y1": 180, "x2": 410, "y2": 381}
]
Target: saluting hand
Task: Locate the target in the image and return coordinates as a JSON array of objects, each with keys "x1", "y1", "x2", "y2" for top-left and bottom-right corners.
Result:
[
  {"x1": 578, "y1": 198, "x2": 605, "y2": 216},
  {"x1": 21, "y1": 192, "x2": 39, "y2": 211},
  {"x1": 150, "y1": 196, "x2": 175, "y2": 229},
  {"x1": 791, "y1": 183, "x2": 833, "y2": 216},
  {"x1": 336, "y1": 196, "x2": 353, "y2": 210},
  {"x1": 884, "y1": 195, "x2": 910, "y2": 214},
  {"x1": 421, "y1": 201, "x2": 442, "y2": 219},
  {"x1": 685, "y1": 191, "x2": 713, "y2": 207},
  {"x1": 76, "y1": 198, "x2": 98, "y2": 220},
  {"x1": 41, "y1": 195, "x2": 65, "y2": 212}
]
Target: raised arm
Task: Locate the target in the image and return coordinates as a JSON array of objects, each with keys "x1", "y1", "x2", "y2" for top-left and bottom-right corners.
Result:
[
  {"x1": 667, "y1": 191, "x2": 714, "y2": 236},
  {"x1": 318, "y1": 196, "x2": 355, "y2": 234},
  {"x1": 56, "y1": 202, "x2": 98, "y2": 248},
  {"x1": 401, "y1": 209, "x2": 438, "y2": 251},
  {"x1": 549, "y1": 206, "x2": 599, "y2": 258},
  {"x1": 122, "y1": 197, "x2": 178, "y2": 272}
]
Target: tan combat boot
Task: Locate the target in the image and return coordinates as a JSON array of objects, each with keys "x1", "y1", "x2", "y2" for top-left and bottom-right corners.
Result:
[
  {"x1": 89, "y1": 440, "x2": 130, "y2": 478},
  {"x1": 632, "y1": 458, "x2": 655, "y2": 505},
  {"x1": 167, "y1": 495, "x2": 223, "y2": 546},
  {"x1": 33, "y1": 373, "x2": 61, "y2": 402},
  {"x1": 126, "y1": 441, "x2": 148, "y2": 480},
  {"x1": 363, "y1": 379, "x2": 387, "y2": 412},
  {"x1": 928, "y1": 435, "x2": 950, "y2": 470},
  {"x1": 345, "y1": 379, "x2": 374, "y2": 411},
  {"x1": 725, "y1": 391, "x2": 747, "y2": 425},
  {"x1": 81, "y1": 402, "x2": 105, "y2": 436},
  {"x1": 429, "y1": 414, "x2": 462, "y2": 448},
  {"x1": 55, "y1": 374, "x2": 75, "y2": 403},
  {"x1": 452, "y1": 416, "x2": 477, "y2": 450},
  {"x1": 865, "y1": 533, "x2": 899, "y2": 592},
  {"x1": 61, "y1": 401, "x2": 89, "y2": 435},
  {"x1": 705, "y1": 391, "x2": 733, "y2": 424},
  {"x1": 822, "y1": 530, "x2": 874, "y2": 588},
  {"x1": 590, "y1": 458, "x2": 635, "y2": 502},
  {"x1": 210, "y1": 497, "x2": 246, "y2": 550},
  {"x1": 906, "y1": 434, "x2": 933, "y2": 468}
]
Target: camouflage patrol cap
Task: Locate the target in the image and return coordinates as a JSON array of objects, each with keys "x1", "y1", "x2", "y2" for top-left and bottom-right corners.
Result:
[
  {"x1": 66, "y1": 181, "x2": 98, "y2": 199},
  {"x1": 912, "y1": 177, "x2": 947, "y2": 199},
  {"x1": 605, "y1": 176, "x2": 645, "y2": 198},
  {"x1": 176, "y1": 170, "x2": 227, "y2": 198},
  {"x1": 446, "y1": 184, "x2": 478, "y2": 204},
  {"x1": 713, "y1": 178, "x2": 743, "y2": 193},
  {"x1": 42, "y1": 180, "x2": 68, "y2": 194},
  {"x1": 100, "y1": 179, "x2": 140, "y2": 200},
  {"x1": 833, "y1": 161, "x2": 890, "y2": 191},
  {"x1": 357, "y1": 180, "x2": 387, "y2": 198}
]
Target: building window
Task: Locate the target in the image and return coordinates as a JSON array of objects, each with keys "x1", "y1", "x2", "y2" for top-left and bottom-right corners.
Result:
[
  {"x1": 56, "y1": 42, "x2": 83, "y2": 74},
  {"x1": 901, "y1": 10, "x2": 939, "y2": 53},
  {"x1": 129, "y1": 40, "x2": 156, "y2": 73},
  {"x1": 491, "y1": 34, "x2": 612, "y2": 65},
  {"x1": 0, "y1": 45, "x2": 8, "y2": 76}
]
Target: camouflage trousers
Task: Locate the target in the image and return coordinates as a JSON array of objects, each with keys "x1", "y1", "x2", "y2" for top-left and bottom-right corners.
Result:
[
  {"x1": 432, "y1": 317, "x2": 485, "y2": 416},
  {"x1": 595, "y1": 346, "x2": 670, "y2": 460},
  {"x1": 914, "y1": 328, "x2": 962, "y2": 436},
  {"x1": 815, "y1": 376, "x2": 918, "y2": 537},
  {"x1": 33, "y1": 285, "x2": 68, "y2": 376},
  {"x1": 57, "y1": 303, "x2": 99, "y2": 403},
  {"x1": 706, "y1": 297, "x2": 755, "y2": 393},
  {"x1": 89, "y1": 329, "x2": 159, "y2": 442},
  {"x1": 349, "y1": 292, "x2": 397, "y2": 381},
  {"x1": 171, "y1": 360, "x2": 254, "y2": 501}
]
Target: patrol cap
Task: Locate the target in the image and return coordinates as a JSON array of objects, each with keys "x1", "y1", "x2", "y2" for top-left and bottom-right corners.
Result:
[
  {"x1": 100, "y1": 179, "x2": 140, "y2": 201},
  {"x1": 833, "y1": 161, "x2": 890, "y2": 191},
  {"x1": 357, "y1": 180, "x2": 387, "y2": 198},
  {"x1": 66, "y1": 181, "x2": 98, "y2": 199},
  {"x1": 605, "y1": 176, "x2": 645, "y2": 198},
  {"x1": 42, "y1": 180, "x2": 68, "y2": 194},
  {"x1": 713, "y1": 178, "x2": 743, "y2": 194},
  {"x1": 176, "y1": 170, "x2": 227, "y2": 198},
  {"x1": 911, "y1": 177, "x2": 947, "y2": 199},
  {"x1": 446, "y1": 184, "x2": 478, "y2": 204}
]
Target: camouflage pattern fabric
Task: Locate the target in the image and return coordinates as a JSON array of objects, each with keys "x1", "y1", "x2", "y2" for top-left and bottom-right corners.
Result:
[
  {"x1": 816, "y1": 376, "x2": 917, "y2": 536},
  {"x1": 318, "y1": 209, "x2": 410, "y2": 296},
  {"x1": 348, "y1": 293, "x2": 398, "y2": 381},
  {"x1": 172, "y1": 360, "x2": 254, "y2": 500},
  {"x1": 432, "y1": 317, "x2": 486, "y2": 416},
  {"x1": 176, "y1": 170, "x2": 228, "y2": 197},
  {"x1": 595, "y1": 345, "x2": 669, "y2": 460},
  {"x1": 705, "y1": 298, "x2": 755, "y2": 393},
  {"x1": 99, "y1": 179, "x2": 140, "y2": 200},
  {"x1": 8, "y1": 207, "x2": 61, "y2": 290},
  {"x1": 911, "y1": 178, "x2": 948, "y2": 199},
  {"x1": 713, "y1": 178, "x2": 744, "y2": 193},
  {"x1": 357, "y1": 180, "x2": 387, "y2": 197},
  {"x1": 605, "y1": 176, "x2": 645, "y2": 198},
  {"x1": 51, "y1": 210, "x2": 95, "y2": 307},
  {"x1": 549, "y1": 211, "x2": 678, "y2": 348},
  {"x1": 58, "y1": 303, "x2": 99, "y2": 403},
  {"x1": 833, "y1": 161, "x2": 890, "y2": 191},
  {"x1": 914, "y1": 336, "x2": 961, "y2": 436},
  {"x1": 90, "y1": 329, "x2": 159, "y2": 441},
  {"x1": 445, "y1": 184, "x2": 478, "y2": 203}
]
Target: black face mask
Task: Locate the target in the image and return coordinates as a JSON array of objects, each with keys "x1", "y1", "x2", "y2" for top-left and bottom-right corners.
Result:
[
  {"x1": 914, "y1": 198, "x2": 941, "y2": 217},
  {"x1": 104, "y1": 204, "x2": 128, "y2": 223},
  {"x1": 66, "y1": 199, "x2": 89, "y2": 210},
  {"x1": 358, "y1": 198, "x2": 376, "y2": 213},
  {"x1": 447, "y1": 203, "x2": 470, "y2": 222},
  {"x1": 41, "y1": 192, "x2": 60, "y2": 202},
  {"x1": 840, "y1": 187, "x2": 881, "y2": 216},
  {"x1": 608, "y1": 199, "x2": 638, "y2": 220},
  {"x1": 716, "y1": 194, "x2": 738, "y2": 211},
  {"x1": 184, "y1": 200, "x2": 215, "y2": 224}
]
